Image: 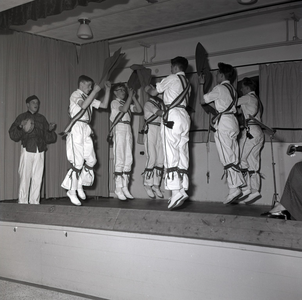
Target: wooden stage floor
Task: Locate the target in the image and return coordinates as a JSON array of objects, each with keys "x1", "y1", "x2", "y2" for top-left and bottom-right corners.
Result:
[
  {"x1": 1, "y1": 197, "x2": 302, "y2": 252},
  {"x1": 1, "y1": 196, "x2": 271, "y2": 217}
]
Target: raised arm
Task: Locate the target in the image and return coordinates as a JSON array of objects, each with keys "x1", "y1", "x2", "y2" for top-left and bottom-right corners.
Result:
[
  {"x1": 99, "y1": 81, "x2": 112, "y2": 109},
  {"x1": 132, "y1": 92, "x2": 142, "y2": 113},
  {"x1": 198, "y1": 74, "x2": 206, "y2": 105},
  {"x1": 145, "y1": 84, "x2": 159, "y2": 97},
  {"x1": 79, "y1": 84, "x2": 101, "y2": 110},
  {"x1": 119, "y1": 87, "x2": 134, "y2": 113}
]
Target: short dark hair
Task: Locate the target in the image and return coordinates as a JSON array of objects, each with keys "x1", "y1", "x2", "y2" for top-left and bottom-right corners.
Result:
[
  {"x1": 241, "y1": 77, "x2": 256, "y2": 91},
  {"x1": 113, "y1": 83, "x2": 126, "y2": 91},
  {"x1": 171, "y1": 56, "x2": 189, "y2": 72},
  {"x1": 218, "y1": 62, "x2": 236, "y2": 82},
  {"x1": 78, "y1": 75, "x2": 94, "y2": 87}
]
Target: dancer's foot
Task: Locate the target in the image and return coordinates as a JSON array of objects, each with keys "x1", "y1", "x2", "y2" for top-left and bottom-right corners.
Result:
[
  {"x1": 77, "y1": 189, "x2": 86, "y2": 200},
  {"x1": 244, "y1": 191, "x2": 261, "y2": 205},
  {"x1": 224, "y1": 188, "x2": 242, "y2": 204},
  {"x1": 144, "y1": 186, "x2": 155, "y2": 199},
  {"x1": 67, "y1": 191, "x2": 82, "y2": 206},
  {"x1": 152, "y1": 186, "x2": 164, "y2": 198},
  {"x1": 122, "y1": 187, "x2": 134, "y2": 199},
  {"x1": 115, "y1": 188, "x2": 127, "y2": 201}
]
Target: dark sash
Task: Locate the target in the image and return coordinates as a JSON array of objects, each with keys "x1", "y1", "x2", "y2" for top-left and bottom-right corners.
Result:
[
  {"x1": 107, "y1": 101, "x2": 132, "y2": 142},
  {"x1": 59, "y1": 93, "x2": 89, "y2": 136},
  {"x1": 141, "y1": 98, "x2": 162, "y2": 133},
  {"x1": 212, "y1": 82, "x2": 237, "y2": 124},
  {"x1": 245, "y1": 93, "x2": 263, "y2": 125},
  {"x1": 163, "y1": 75, "x2": 190, "y2": 129}
]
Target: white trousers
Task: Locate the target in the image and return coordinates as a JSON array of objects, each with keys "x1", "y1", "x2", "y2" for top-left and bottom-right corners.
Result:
[
  {"x1": 162, "y1": 108, "x2": 190, "y2": 191},
  {"x1": 113, "y1": 123, "x2": 133, "y2": 188},
  {"x1": 239, "y1": 125, "x2": 264, "y2": 192},
  {"x1": 143, "y1": 124, "x2": 164, "y2": 186},
  {"x1": 18, "y1": 147, "x2": 44, "y2": 204},
  {"x1": 61, "y1": 122, "x2": 96, "y2": 191},
  {"x1": 214, "y1": 114, "x2": 245, "y2": 189}
]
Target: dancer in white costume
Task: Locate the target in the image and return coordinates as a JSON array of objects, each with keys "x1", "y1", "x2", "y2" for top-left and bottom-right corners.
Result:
[
  {"x1": 9, "y1": 95, "x2": 57, "y2": 204},
  {"x1": 109, "y1": 83, "x2": 142, "y2": 200},
  {"x1": 237, "y1": 77, "x2": 264, "y2": 204},
  {"x1": 200, "y1": 63, "x2": 245, "y2": 204},
  {"x1": 145, "y1": 56, "x2": 191, "y2": 209},
  {"x1": 142, "y1": 96, "x2": 164, "y2": 198},
  {"x1": 61, "y1": 75, "x2": 111, "y2": 206}
]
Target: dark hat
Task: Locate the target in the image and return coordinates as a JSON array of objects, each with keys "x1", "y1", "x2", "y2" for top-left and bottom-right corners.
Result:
[{"x1": 26, "y1": 95, "x2": 39, "y2": 104}]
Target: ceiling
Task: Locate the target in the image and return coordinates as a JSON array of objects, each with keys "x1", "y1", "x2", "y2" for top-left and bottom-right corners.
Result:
[{"x1": 2, "y1": 0, "x2": 302, "y2": 51}]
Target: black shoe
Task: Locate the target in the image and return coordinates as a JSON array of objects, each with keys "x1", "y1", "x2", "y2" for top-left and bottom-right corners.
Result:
[{"x1": 262, "y1": 210, "x2": 291, "y2": 220}]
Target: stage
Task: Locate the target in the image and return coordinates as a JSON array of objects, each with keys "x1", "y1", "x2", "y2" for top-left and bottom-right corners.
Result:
[
  {"x1": 1, "y1": 197, "x2": 302, "y2": 300},
  {"x1": 0, "y1": 196, "x2": 301, "y2": 251}
]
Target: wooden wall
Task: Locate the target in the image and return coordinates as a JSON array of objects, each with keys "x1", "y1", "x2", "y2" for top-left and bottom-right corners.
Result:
[{"x1": 1, "y1": 202, "x2": 302, "y2": 300}]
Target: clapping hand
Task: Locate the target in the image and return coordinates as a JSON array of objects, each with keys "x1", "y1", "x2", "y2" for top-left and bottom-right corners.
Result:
[{"x1": 49, "y1": 123, "x2": 56, "y2": 131}]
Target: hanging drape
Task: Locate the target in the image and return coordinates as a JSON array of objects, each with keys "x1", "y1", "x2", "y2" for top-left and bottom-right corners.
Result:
[
  {"x1": 0, "y1": 0, "x2": 105, "y2": 30},
  {"x1": 259, "y1": 61, "x2": 302, "y2": 142},
  {"x1": 188, "y1": 72, "x2": 220, "y2": 143},
  {"x1": 0, "y1": 31, "x2": 109, "y2": 200}
]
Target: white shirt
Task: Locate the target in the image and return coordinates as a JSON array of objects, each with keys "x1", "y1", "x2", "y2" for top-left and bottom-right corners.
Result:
[
  {"x1": 144, "y1": 98, "x2": 162, "y2": 122},
  {"x1": 110, "y1": 98, "x2": 135, "y2": 123},
  {"x1": 69, "y1": 89, "x2": 100, "y2": 121},
  {"x1": 156, "y1": 71, "x2": 188, "y2": 106},
  {"x1": 203, "y1": 80, "x2": 237, "y2": 113},
  {"x1": 237, "y1": 91, "x2": 261, "y2": 121}
]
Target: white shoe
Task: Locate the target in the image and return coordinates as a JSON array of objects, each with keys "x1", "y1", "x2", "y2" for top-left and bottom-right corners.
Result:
[
  {"x1": 269, "y1": 202, "x2": 286, "y2": 213},
  {"x1": 224, "y1": 188, "x2": 242, "y2": 204},
  {"x1": 122, "y1": 187, "x2": 134, "y2": 199},
  {"x1": 115, "y1": 189, "x2": 127, "y2": 201},
  {"x1": 244, "y1": 191, "x2": 261, "y2": 204},
  {"x1": 67, "y1": 191, "x2": 82, "y2": 206},
  {"x1": 144, "y1": 186, "x2": 155, "y2": 198},
  {"x1": 168, "y1": 192, "x2": 185, "y2": 210},
  {"x1": 237, "y1": 188, "x2": 251, "y2": 203},
  {"x1": 173, "y1": 189, "x2": 189, "y2": 208},
  {"x1": 77, "y1": 189, "x2": 86, "y2": 200},
  {"x1": 152, "y1": 186, "x2": 164, "y2": 198},
  {"x1": 180, "y1": 188, "x2": 189, "y2": 199}
]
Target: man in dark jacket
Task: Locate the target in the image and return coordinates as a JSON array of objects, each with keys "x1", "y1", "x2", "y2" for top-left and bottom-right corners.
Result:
[{"x1": 9, "y1": 95, "x2": 57, "y2": 204}]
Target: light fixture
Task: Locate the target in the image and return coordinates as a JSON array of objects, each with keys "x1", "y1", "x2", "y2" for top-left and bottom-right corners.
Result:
[
  {"x1": 77, "y1": 18, "x2": 93, "y2": 39},
  {"x1": 237, "y1": 0, "x2": 258, "y2": 4}
]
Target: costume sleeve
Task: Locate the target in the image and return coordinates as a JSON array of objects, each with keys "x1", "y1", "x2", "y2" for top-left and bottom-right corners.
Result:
[
  {"x1": 110, "y1": 100, "x2": 121, "y2": 122},
  {"x1": 203, "y1": 85, "x2": 220, "y2": 104},
  {"x1": 237, "y1": 95, "x2": 249, "y2": 106},
  {"x1": 91, "y1": 99, "x2": 101, "y2": 109},
  {"x1": 130, "y1": 104, "x2": 136, "y2": 113},
  {"x1": 156, "y1": 75, "x2": 174, "y2": 94},
  {"x1": 8, "y1": 114, "x2": 25, "y2": 142},
  {"x1": 69, "y1": 91, "x2": 82, "y2": 117}
]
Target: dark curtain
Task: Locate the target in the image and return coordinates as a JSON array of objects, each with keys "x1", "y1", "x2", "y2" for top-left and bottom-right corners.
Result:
[{"x1": 0, "y1": 0, "x2": 105, "y2": 30}]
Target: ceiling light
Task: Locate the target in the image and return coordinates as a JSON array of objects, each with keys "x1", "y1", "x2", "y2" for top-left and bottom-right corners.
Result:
[
  {"x1": 77, "y1": 18, "x2": 93, "y2": 39},
  {"x1": 237, "y1": 0, "x2": 258, "y2": 4}
]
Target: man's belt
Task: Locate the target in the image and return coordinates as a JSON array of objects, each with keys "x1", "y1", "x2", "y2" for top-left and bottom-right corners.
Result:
[
  {"x1": 165, "y1": 104, "x2": 186, "y2": 109},
  {"x1": 149, "y1": 122, "x2": 161, "y2": 126},
  {"x1": 118, "y1": 120, "x2": 130, "y2": 125}
]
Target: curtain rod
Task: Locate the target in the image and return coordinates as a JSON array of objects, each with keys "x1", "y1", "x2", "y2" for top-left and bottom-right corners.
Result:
[{"x1": 185, "y1": 58, "x2": 302, "y2": 75}]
